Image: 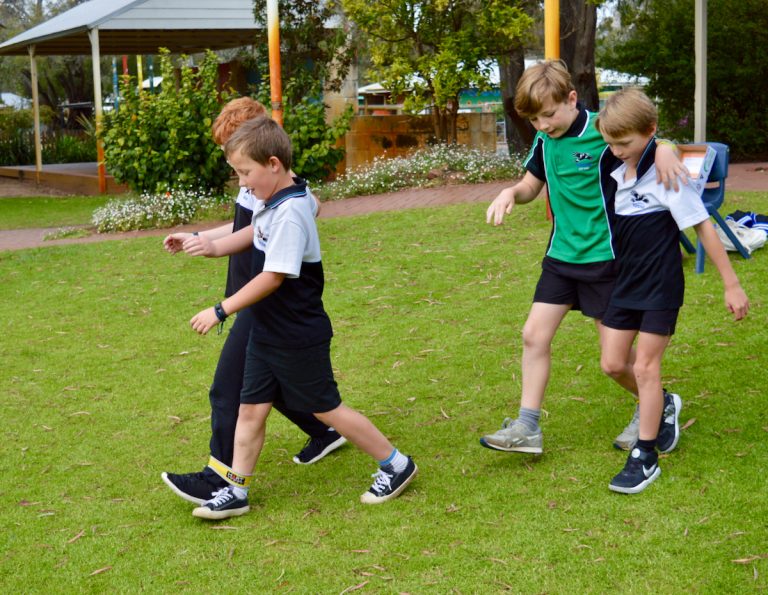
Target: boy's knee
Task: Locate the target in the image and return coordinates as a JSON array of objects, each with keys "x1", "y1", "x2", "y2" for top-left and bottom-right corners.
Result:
[{"x1": 601, "y1": 356, "x2": 627, "y2": 379}]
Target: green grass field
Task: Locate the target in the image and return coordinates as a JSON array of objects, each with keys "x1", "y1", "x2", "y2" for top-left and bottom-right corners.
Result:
[{"x1": 1, "y1": 193, "x2": 766, "y2": 593}]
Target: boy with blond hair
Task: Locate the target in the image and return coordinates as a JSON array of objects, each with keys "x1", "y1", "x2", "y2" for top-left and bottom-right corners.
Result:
[
  {"x1": 481, "y1": 61, "x2": 686, "y2": 456},
  {"x1": 187, "y1": 117, "x2": 417, "y2": 519},
  {"x1": 595, "y1": 87, "x2": 748, "y2": 493},
  {"x1": 161, "y1": 98, "x2": 345, "y2": 507}
]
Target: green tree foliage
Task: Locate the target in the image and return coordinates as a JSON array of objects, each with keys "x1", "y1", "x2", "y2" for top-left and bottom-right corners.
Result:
[
  {"x1": 342, "y1": 0, "x2": 532, "y2": 143},
  {"x1": 597, "y1": 0, "x2": 768, "y2": 159},
  {"x1": 251, "y1": 0, "x2": 353, "y2": 102},
  {"x1": 101, "y1": 50, "x2": 229, "y2": 194}
]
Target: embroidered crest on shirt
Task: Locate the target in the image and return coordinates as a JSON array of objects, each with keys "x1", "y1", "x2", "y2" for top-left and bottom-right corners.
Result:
[
  {"x1": 630, "y1": 190, "x2": 650, "y2": 209},
  {"x1": 573, "y1": 151, "x2": 592, "y2": 163},
  {"x1": 255, "y1": 225, "x2": 268, "y2": 248}
]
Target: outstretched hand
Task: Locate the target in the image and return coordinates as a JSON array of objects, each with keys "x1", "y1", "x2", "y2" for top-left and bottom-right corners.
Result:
[
  {"x1": 486, "y1": 189, "x2": 516, "y2": 226},
  {"x1": 725, "y1": 285, "x2": 749, "y2": 321},
  {"x1": 181, "y1": 234, "x2": 216, "y2": 257}
]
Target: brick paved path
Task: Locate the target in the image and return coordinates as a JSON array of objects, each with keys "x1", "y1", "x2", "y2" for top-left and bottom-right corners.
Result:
[{"x1": 1, "y1": 162, "x2": 766, "y2": 252}]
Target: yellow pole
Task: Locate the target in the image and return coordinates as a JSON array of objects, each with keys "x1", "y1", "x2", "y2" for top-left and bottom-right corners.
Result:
[
  {"x1": 544, "y1": 0, "x2": 560, "y2": 59},
  {"x1": 266, "y1": 0, "x2": 283, "y2": 126}
]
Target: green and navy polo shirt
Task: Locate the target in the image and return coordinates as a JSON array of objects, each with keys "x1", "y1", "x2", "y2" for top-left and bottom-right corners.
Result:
[{"x1": 525, "y1": 106, "x2": 618, "y2": 264}]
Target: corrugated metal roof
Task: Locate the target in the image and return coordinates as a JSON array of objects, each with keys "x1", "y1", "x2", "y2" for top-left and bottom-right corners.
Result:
[{"x1": 0, "y1": 0, "x2": 259, "y2": 55}]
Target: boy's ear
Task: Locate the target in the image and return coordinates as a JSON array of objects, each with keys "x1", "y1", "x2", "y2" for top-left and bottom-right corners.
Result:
[
  {"x1": 268, "y1": 156, "x2": 282, "y2": 172},
  {"x1": 567, "y1": 89, "x2": 578, "y2": 107}
]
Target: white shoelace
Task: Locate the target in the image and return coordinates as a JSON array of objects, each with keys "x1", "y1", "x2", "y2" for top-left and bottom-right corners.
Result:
[
  {"x1": 207, "y1": 487, "x2": 235, "y2": 507},
  {"x1": 370, "y1": 468, "x2": 393, "y2": 493}
]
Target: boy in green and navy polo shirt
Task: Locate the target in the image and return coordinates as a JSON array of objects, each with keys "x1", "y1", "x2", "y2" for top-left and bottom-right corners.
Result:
[
  {"x1": 184, "y1": 116, "x2": 417, "y2": 519},
  {"x1": 480, "y1": 60, "x2": 686, "y2": 456}
]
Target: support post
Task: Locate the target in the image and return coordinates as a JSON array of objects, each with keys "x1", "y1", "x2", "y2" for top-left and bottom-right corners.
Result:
[
  {"x1": 544, "y1": 0, "x2": 560, "y2": 60},
  {"x1": 266, "y1": 0, "x2": 283, "y2": 126},
  {"x1": 88, "y1": 27, "x2": 107, "y2": 193},
  {"x1": 28, "y1": 45, "x2": 42, "y2": 184},
  {"x1": 694, "y1": 0, "x2": 707, "y2": 142}
]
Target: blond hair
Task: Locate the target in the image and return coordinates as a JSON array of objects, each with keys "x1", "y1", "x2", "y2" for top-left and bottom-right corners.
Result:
[
  {"x1": 224, "y1": 116, "x2": 292, "y2": 171},
  {"x1": 514, "y1": 60, "x2": 575, "y2": 119},
  {"x1": 211, "y1": 97, "x2": 267, "y2": 145},
  {"x1": 595, "y1": 87, "x2": 657, "y2": 139}
]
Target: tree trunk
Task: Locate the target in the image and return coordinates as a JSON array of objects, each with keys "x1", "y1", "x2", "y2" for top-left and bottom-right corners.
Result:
[
  {"x1": 498, "y1": 46, "x2": 535, "y2": 154},
  {"x1": 560, "y1": 0, "x2": 599, "y2": 112}
]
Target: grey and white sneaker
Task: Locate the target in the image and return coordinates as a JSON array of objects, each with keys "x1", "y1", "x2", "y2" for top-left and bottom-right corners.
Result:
[
  {"x1": 657, "y1": 390, "x2": 682, "y2": 453},
  {"x1": 480, "y1": 418, "x2": 543, "y2": 454},
  {"x1": 613, "y1": 404, "x2": 640, "y2": 451}
]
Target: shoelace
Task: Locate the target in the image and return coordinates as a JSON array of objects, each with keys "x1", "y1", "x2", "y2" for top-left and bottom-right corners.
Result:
[
  {"x1": 369, "y1": 468, "x2": 394, "y2": 494},
  {"x1": 207, "y1": 487, "x2": 235, "y2": 507},
  {"x1": 500, "y1": 417, "x2": 514, "y2": 429}
]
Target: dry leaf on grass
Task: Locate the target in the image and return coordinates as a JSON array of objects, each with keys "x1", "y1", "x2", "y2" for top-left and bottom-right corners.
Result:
[
  {"x1": 89, "y1": 566, "x2": 112, "y2": 576},
  {"x1": 339, "y1": 581, "x2": 369, "y2": 594}
]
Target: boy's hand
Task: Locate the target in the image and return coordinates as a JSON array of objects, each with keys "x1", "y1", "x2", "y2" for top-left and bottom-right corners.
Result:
[
  {"x1": 655, "y1": 143, "x2": 690, "y2": 192},
  {"x1": 190, "y1": 307, "x2": 220, "y2": 335},
  {"x1": 725, "y1": 284, "x2": 749, "y2": 321},
  {"x1": 163, "y1": 232, "x2": 190, "y2": 254},
  {"x1": 486, "y1": 189, "x2": 516, "y2": 226},
  {"x1": 182, "y1": 234, "x2": 215, "y2": 257}
]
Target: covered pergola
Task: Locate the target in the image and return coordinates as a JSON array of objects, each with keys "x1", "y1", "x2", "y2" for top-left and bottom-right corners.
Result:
[{"x1": 0, "y1": 0, "x2": 261, "y2": 192}]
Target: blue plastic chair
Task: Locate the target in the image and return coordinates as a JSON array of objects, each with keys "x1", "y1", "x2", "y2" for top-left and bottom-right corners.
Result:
[{"x1": 679, "y1": 142, "x2": 750, "y2": 273}]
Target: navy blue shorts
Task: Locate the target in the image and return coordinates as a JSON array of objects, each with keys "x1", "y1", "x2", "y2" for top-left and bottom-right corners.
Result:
[
  {"x1": 533, "y1": 257, "x2": 617, "y2": 319},
  {"x1": 240, "y1": 337, "x2": 342, "y2": 413},
  {"x1": 601, "y1": 306, "x2": 678, "y2": 336}
]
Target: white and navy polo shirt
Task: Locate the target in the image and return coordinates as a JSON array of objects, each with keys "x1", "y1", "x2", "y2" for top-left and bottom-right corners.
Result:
[
  {"x1": 605, "y1": 140, "x2": 709, "y2": 310},
  {"x1": 248, "y1": 179, "x2": 332, "y2": 348}
]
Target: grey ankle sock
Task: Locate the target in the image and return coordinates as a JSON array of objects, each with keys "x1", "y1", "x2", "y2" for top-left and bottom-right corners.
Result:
[{"x1": 518, "y1": 407, "x2": 541, "y2": 432}]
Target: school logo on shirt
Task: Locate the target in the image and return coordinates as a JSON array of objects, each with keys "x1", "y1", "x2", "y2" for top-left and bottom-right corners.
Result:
[
  {"x1": 630, "y1": 190, "x2": 650, "y2": 208},
  {"x1": 573, "y1": 152, "x2": 592, "y2": 163},
  {"x1": 255, "y1": 225, "x2": 269, "y2": 249}
]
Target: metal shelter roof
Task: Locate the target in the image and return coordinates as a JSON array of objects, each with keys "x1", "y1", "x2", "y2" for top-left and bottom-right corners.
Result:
[{"x1": 0, "y1": 0, "x2": 259, "y2": 56}]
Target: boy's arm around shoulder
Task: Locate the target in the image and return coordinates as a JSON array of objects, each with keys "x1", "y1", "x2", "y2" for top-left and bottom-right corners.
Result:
[
  {"x1": 693, "y1": 219, "x2": 749, "y2": 320},
  {"x1": 486, "y1": 172, "x2": 544, "y2": 226},
  {"x1": 654, "y1": 141, "x2": 690, "y2": 192}
]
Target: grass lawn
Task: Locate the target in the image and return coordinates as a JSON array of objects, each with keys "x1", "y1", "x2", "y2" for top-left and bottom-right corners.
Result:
[
  {"x1": 0, "y1": 195, "x2": 113, "y2": 230},
  {"x1": 1, "y1": 192, "x2": 766, "y2": 592}
]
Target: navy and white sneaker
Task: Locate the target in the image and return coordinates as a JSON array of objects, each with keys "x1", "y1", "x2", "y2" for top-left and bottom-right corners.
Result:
[
  {"x1": 360, "y1": 457, "x2": 418, "y2": 504},
  {"x1": 609, "y1": 447, "x2": 661, "y2": 494},
  {"x1": 192, "y1": 486, "x2": 250, "y2": 520},
  {"x1": 161, "y1": 470, "x2": 227, "y2": 505},
  {"x1": 293, "y1": 430, "x2": 348, "y2": 465},
  {"x1": 657, "y1": 390, "x2": 682, "y2": 453}
]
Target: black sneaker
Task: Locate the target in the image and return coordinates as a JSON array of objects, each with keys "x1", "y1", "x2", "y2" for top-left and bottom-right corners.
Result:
[
  {"x1": 192, "y1": 486, "x2": 250, "y2": 520},
  {"x1": 360, "y1": 457, "x2": 418, "y2": 504},
  {"x1": 292, "y1": 430, "x2": 348, "y2": 465},
  {"x1": 161, "y1": 470, "x2": 227, "y2": 505},
  {"x1": 657, "y1": 390, "x2": 682, "y2": 453},
  {"x1": 609, "y1": 448, "x2": 661, "y2": 494}
]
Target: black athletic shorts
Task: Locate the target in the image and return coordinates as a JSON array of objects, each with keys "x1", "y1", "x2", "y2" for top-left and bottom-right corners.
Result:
[
  {"x1": 601, "y1": 306, "x2": 678, "y2": 336},
  {"x1": 532, "y1": 256, "x2": 617, "y2": 319},
  {"x1": 240, "y1": 337, "x2": 342, "y2": 413}
]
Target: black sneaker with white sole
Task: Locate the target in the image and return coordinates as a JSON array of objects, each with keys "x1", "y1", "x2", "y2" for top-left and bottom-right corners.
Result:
[
  {"x1": 656, "y1": 390, "x2": 682, "y2": 453},
  {"x1": 609, "y1": 447, "x2": 661, "y2": 494},
  {"x1": 192, "y1": 485, "x2": 250, "y2": 520},
  {"x1": 293, "y1": 430, "x2": 348, "y2": 465},
  {"x1": 360, "y1": 457, "x2": 418, "y2": 504},
  {"x1": 161, "y1": 470, "x2": 227, "y2": 505}
]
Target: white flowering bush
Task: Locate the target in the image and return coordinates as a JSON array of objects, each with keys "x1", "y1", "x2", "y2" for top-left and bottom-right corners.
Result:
[
  {"x1": 316, "y1": 143, "x2": 525, "y2": 201},
  {"x1": 92, "y1": 189, "x2": 229, "y2": 233}
]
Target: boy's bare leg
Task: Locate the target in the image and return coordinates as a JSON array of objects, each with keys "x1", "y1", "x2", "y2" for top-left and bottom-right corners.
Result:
[
  {"x1": 596, "y1": 320, "x2": 639, "y2": 396},
  {"x1": 316, "y1": 404, "x2": 417, "y2": 504},
  {"x1": 480, "y1": 302, "x2": 570, "y2": 453},
  {"x1": 633, "y1": 332, "x2": 670, "y2": 441},
  {"x1": 315, "y1": 404, "x2": 393, "y2": 461},
  {"x1": 230, "y1": 403, "x2": 273, "y2": 476},
  {"x1": 519, "y1": 302, "x2": 572, "y2": 409}
]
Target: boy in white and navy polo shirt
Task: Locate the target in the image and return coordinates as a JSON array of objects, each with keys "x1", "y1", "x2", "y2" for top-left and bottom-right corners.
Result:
[
  {"x1": 185, "y1": 116, "x2": 417, "y2": 519},
  {"x1": 596, "y1": 88, "x2": 748, "y2": 494}
]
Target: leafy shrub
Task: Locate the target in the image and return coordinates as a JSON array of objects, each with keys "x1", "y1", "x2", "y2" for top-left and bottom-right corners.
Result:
[
  {"x1": 316, "y1": 144, "x2": 525, "y2": 201},
  {"x1": 0, "y1": 129, "x2": 95, "y2": 166},
  {"x1": 257, "y1": 79, "x2": 353, "y2": 183},
  {"x1": 91, "y1": 189, "x2": 229, "y2": 233},
  {"x1": 101, "y1": 49, "x2": 229, "y2": 195}
]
